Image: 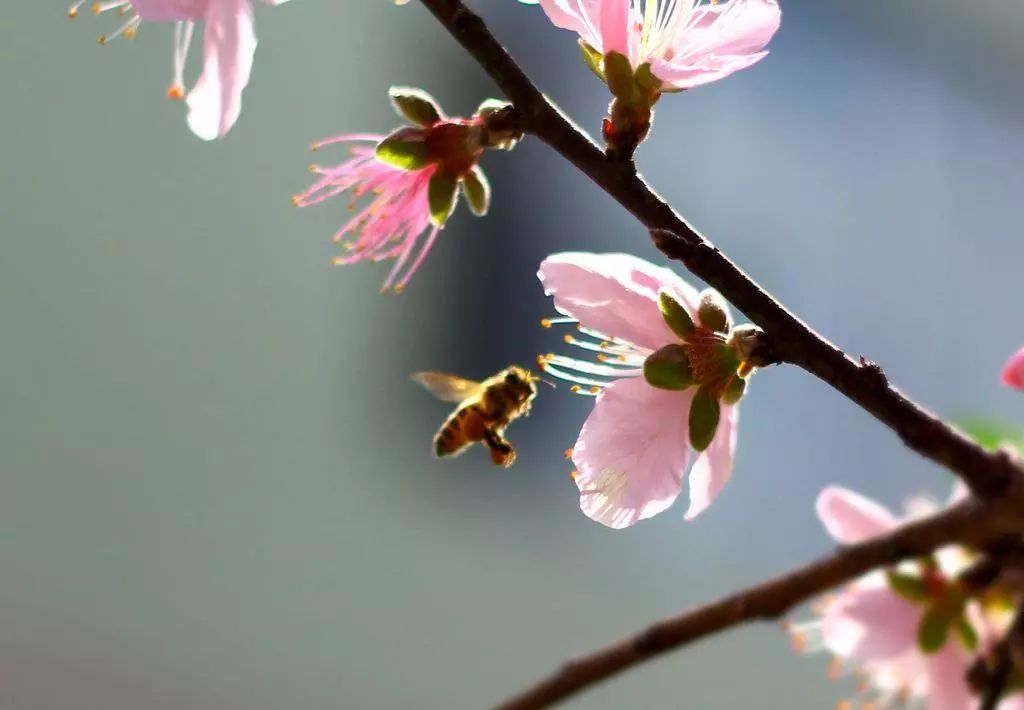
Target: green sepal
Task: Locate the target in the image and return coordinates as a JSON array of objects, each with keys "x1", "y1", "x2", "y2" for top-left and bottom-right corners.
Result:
[
  {"x1": 721, "y1": 376, "x2": 747, "y2": 405},
  {"x1": 886, "y1": 570, "x2": 929, "y2": 603},
  {"x1": 917, "y1": 608, "x2": 951, "y2": 654},
  {"x1": 428, "y1": 170, "x2": 460, "y2": 226},
  {"x1": 635, "y1": 63, "x2": 662, "y2": 94},
  {"x1": 376, "y1": 127, "x2": 431, "y2": 170},
  {"x1": 603, "y1": 51, "x2": 635, "y2": 101},
  {"x1": 388, "y1": 86, "x2": 443, "y2": 127},
  {"x1": 954, "y1": 616, "x2": 979, "y2": 652},
  {"x1": 658, "y1": 291, "x2": 695, "y2": 339},
  {"x1": 643, "y1": 344, "x2": 693, "y2": 391},
  {"x1": 698, "y1": 289, "x2": 730, "y2": 333},
  {"x1": 461, "y1": 167, "x2": 491, "y2": 217},
  {"x1": 689, "y1": 387, "x2": 721, "y2": 451},
  {"x1": 579, "y1": 41, "x2": 606, "y2": 81}
]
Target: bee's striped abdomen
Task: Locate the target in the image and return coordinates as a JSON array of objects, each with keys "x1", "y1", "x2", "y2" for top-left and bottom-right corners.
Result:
[{"x1": 434, "y1": 404, "x2": 488, "y2": 458}]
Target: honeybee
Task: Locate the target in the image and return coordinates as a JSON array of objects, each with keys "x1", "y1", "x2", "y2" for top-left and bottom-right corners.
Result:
[{"x1": 412, "y1": 366, "x2": 542, "y2": 467}]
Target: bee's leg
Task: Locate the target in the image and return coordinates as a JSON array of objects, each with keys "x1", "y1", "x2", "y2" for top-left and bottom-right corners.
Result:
[{"x1": 483, "y1": 427, "x2": 516, "y2": 468}]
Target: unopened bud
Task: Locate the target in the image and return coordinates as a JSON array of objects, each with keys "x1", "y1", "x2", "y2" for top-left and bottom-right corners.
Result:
[
  {"x1": 697, "y1": 289, "x2": 730, "y2": 333},
  {"x1": 643, "y1": 344, "x2": 693, "y2": 391}
]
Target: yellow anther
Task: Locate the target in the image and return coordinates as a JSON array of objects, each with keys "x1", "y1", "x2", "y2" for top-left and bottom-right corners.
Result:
[
  {"x1": 123, "y1": 25, "x2": 135, "y2": 38},
  {"x1": 589, "y1": 386, "x2": 600, "y2": 394},
  {"x1": 563, "y1": 334, "x2": 573, "y2": 343},
  {"x1": 600, "y1": 341, "x2": 609, "y2": 349},
  {"x1": 68, "y1": 7, "x2": 79, "y2": 18},
  {"x1": 540, "y1": 318, "x2": 552, "y2": 328},
  {"x1": 92, "y1": 3, "x2": 102, "y2": 14},
  {"x1": 570, "y1": 470, "x2": 578, "y2": 480},
  {"x1": 570, "y1": 385, "x2": 581, "y2": 393},
  {"x1": 393, "y1": 284, "x2": 404, "y2": 294},
  {"x1": 166, "y1": 84, "x2": 185, "y2": 100},
  {"x1": 836, "y1": 702, "x2": 852, "y2": 710},
  {"x1": 564, "y1": 448, "x2": 573, "y2": 459},
  {"x1": 290, "y1": 195, "x2": 300, "y2": 207},
  {"x1": 97, "y1": 35, "x2": 107, "y2": 44},
  {"x1": 308, "y1": 164, "x2": 319, "y2": 173},
  {"x1": 596, "y1": 354, "x2": 608, "y2": 362}
]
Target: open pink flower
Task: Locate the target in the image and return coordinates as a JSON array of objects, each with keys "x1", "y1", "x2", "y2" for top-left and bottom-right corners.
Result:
[
  {"x1": 792, "y1": 485, "x2": 1024, "y2": 709},
  {"x1": 294, "y1": 90, "x2": 519, "y2": 291},
  {"x1": 1001, "y1": 347, "x2": 1024, "y2": 390},
  {"x1": 537, "y1": 0, "x2": 781, "y2": 91},
  {"x1": 537, "y1": 252, "x2": 760, "y2": 528},
  {"x1": 70, "y1": 0, "x2": 293, "y2": 140}
]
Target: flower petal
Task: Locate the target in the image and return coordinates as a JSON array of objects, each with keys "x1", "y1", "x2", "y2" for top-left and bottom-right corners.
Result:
[
  {"x1": 922, "y1": 641, "x2": 973, "y2": 710},
  {"x1": 572, "y1": 376, "x2": 693, "y2": 529},
  {"x1": 539, "y1": 252, "x2": 702, "y2": 352},
  {"x1": 132, "y1": 0, "x2": 206, "y2": 21},
  {"x1": 599, "y1": 0, "x2": 630, "y2": 56},
  {"x1": 538, "y1": 0, "x2": 603, "y2": 48},
  {"x1": 684, "y1": 403, "x2": 738, "y2": 520},
  {"x1": 185, "y1": 0, "x2": 257, "y2": 140},
  {"x1": 1002, "y1": 346, "x2": 1024, "y2": 390},
  {"x1": 815, "y1": 486, "x2": 897, "y2": 544},
  {"x1": 821, "y1": 577, "x2": 919, "y2": 662}
]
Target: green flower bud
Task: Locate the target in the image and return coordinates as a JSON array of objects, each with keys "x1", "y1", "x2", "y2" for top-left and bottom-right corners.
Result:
[
  {"x1": 689, "y1": 386, "x2": 721, "y2": 451},
  {"x1": 917, "y1": 608, "x2": 951, "y2": 654},
  {"x1": 389, "y1": 86, "x2": 443, "y2": 127},
  {"x1": 721, "y1": 376, "x2": 747, "y2": 405},
  {"x1": 461, "y1": 167, "x2": 491, "y2": 217},
  {"x1": 603, "y1": 51, "x2": 635, "y2": 102},
  {"x1": 376, "y1": 127, "x2": 431, "y2": 170},
  {"x1": 658, "y1": 291, "x2": 695, "y2": 339},
  {"x1": 643, "y1": 344, "x2": 693, "y2": 391},
  {"x1": 698, "y1": 289, "x2": 730, "y2": 333},
  {"x1": 428, "y1": 170, "x2": 460, "y2": 227}
]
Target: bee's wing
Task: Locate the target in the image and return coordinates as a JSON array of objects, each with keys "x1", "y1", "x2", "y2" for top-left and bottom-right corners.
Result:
[{"x1": 411, "y1": 371, "x2": 485, "y2": 403}]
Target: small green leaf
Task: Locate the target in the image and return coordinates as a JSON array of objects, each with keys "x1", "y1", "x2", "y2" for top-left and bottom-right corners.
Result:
[
  {"x1": 954, "y1": 616, "x2": 979, "y2": 652},
  {"x1": 886, "y1": 570, "x2": 929, "y2": 603},
  {"x1": 579, "y1": 41, "x2": 605, "y2": 81},
  {"x1": 635, "y1": 63, "x2": 662, "y2": 94},
  {"x1": 659, "y1": 291, "x2": 695, "y2": 340},
  {"x1": 428, "y1": 170, "x2": 460, "y2": 226},
  {"x1": 603, "y1": 51, "x2": 635, "y2": 101},
  {"x1": 643, "y1": 344, "x2": 693, "y2": 391},
  {"x1": 388, "y1": 86, "x2": 443, "y2": 127},
  {"x1": 697, "y1": 289, "x2": 730, "y2": 333},
  {"x1": 917, "y1": 608, "x2": 951, "y2": 654},
  {"x1": 689, "y1": 387, "x2": 721, "y2": 451},
  {"x1": 721, "y1": 376, "x2": 747, "y2": 405},
  {"x1": 376, "y1": 127, "x2": 431, "y2": 170},
  {"x1": 461, "y1": 167, "x2": 491, "y2": 217}
]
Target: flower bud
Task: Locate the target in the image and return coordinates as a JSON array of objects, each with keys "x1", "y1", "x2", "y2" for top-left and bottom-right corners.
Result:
[
  {"x1": 658, "y1": 291, "x2": 695, "y2": 339},
  {"x1": 697, "y1": 289, "x2": 730, "y2": 333},
  {"x1": 643, "y1": 344, "x2": 693, "y2": 391},
  {"x1": 389, "y1": 86, "x2": 443, "y2": 127}
]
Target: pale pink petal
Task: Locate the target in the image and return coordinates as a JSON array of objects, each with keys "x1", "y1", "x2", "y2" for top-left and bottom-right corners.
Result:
[
  {"x1": 820, "y1": 579, "x2": 919, "y2": 662},
  {"x1": 572, "y1": 377, "x2": 693, "y2": 529},
  {"x1": 538, "y1": 252, "x2": 702, "y2": 352},
  {"x1": 538, "y1": 0, "x2": 602, "y2": 47},
  {"x1": 599, "y1": 0, "x2": 630, "y2": 56},
  {"x1": 650, "y1": 52, "x2": 767, "y2": 90},
  {"x1": 684, "y1": 404, "x2": 738, "y2": 520},
  {"x1": 815, "y1": 486, "x2": 898, "y2": 544},
  {"x1": 923, "y1": 642, "x2": 973, "y2": 710},
  {"x1": 671, "y1": 0, "x2": 781, "y2": 59},
  {"x1": 998, "y1": 695, "x2": 1024, "y2": 710},
  {"x1": 185, "y1": 0, "x2": 257, "y2": 140},
  {"x1": 132, "y1": 0, "x2": 206, "y2": 21},
  {"x1": 260, "y1": 0, "x2": 293, "y2": 4},
  {"x1": 1001, "y1": 347, "x2": 1024, "y2": 390}
]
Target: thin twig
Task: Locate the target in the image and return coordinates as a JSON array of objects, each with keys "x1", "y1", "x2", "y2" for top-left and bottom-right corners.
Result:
[
  {"x1": 415, "y1": 0, "x2": 1023, "y2": 499},
  {"x1": 980, "y1": 606, "x2": 1024, "y2": 710},
  {"x1": 495, "y1": 493, "x2": 1024, "y2": 709}
]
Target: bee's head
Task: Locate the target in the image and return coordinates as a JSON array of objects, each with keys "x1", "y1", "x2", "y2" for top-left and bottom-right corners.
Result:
[{"x1": 504, "y1": 367, "x2": 537, "y2": 399}]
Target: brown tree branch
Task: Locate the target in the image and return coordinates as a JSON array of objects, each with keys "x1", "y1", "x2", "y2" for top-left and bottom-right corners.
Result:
[
  {"x1": 495, "y1": 493, "x2": 1024, "y2": 710},
  {"x1": 415, "y1": 0, "x2": 1023, "y2": 499}
]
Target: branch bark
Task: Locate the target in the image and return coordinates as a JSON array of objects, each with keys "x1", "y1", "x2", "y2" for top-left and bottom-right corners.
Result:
[
  {"x1": 496, "y1": 493, "x2": 1024, "y2": 710},
  {"x1": 415, "y1": 0, "x2": 1023, "y2": 499}
]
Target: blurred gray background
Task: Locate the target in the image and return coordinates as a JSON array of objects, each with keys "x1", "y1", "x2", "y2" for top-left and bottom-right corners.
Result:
[{"x1": 2, "y1": 1, "x2": 1023, "y2": 708}]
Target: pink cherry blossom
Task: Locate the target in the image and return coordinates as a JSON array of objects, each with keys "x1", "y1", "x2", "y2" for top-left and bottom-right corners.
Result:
[
  {"x1": 70, "y1": 0, "x2": 293, "y2": 140},
  {"x1": 1001, "y1": 347, "x2": 1024, "y2": 390},
  {"x1": 292, "y1": 134, "x2": 442, "y2": 293},
  {"x1": 792, "y1": 485, "x2": 1024, "y2": 709},
  {"x1": 537, "y1": 252, "x2": 749, "y2": 528},
  {"x1": 536, "y1": 0, "x2": 781, "y2": 90}
]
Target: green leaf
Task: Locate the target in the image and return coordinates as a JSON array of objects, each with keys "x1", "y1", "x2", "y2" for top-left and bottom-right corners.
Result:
[
  {"x1": 376, "y1": 127, "x2": 431, "y2": 170},
  {"x1": 697, "y1": 289, "x2": 730, "y2": 333},
  {"x1": 461, "y1": 167, "x2": 491, "y2": 217},
  {"x1": 886, "y1": 570, "x2": 929, "y2": 603},
  {"x1": 643, "y1": 344, "x2": 693, "y2": 391},
  {"x1": 658, "y1": 291, "x2": 695, "y2": 339},
  {"x1": 689, "y1": 387, "x2": 721, "y2": 451},
  {"x1": 388, "y1": 86, "x2": 443, "y2": 127},
  {"x1": 602, "y1": 51, "x2": 635, "y2": 101},
  {"x1": 957, "y1": 417, "x2": 1024, "y2": 452},
  {"x1": 917, "y1": 608, "x2": 951, "y2": 654},
  {"x1": 721, "y1": 376, "x2": 747, "y2": 405},
  {"x1": 579, "y1": 41, "x2": 605, "y2": 81},
  {"x1": 428, "y1": 170, "x2": 460, "y2": 227}
]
